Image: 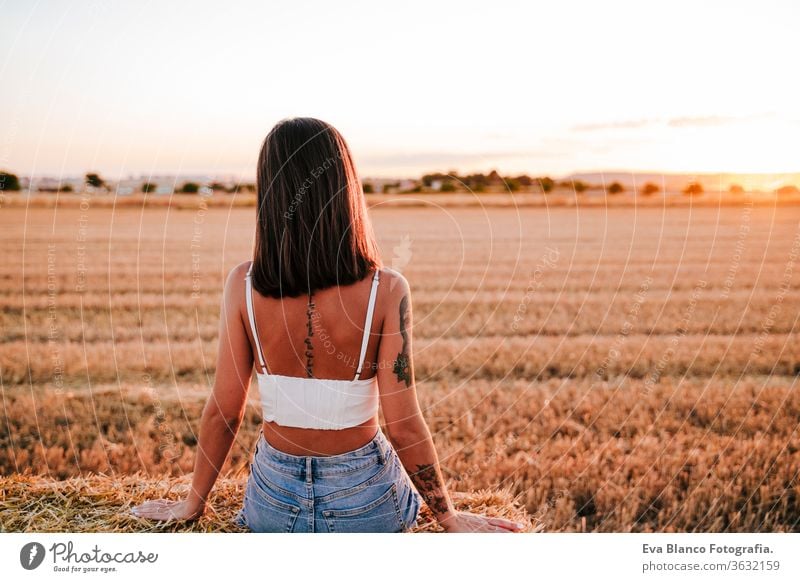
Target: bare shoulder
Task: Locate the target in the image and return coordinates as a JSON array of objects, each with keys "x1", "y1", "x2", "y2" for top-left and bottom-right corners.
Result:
[
  {"x1": 228, "y1": 260, "x2": 252, "y2": 283},
  {"x1": 378, "y1": 267, "x2": 411, "y2": 302},
  {"x1": 221, "y1": 261, "x2": 252, "y2": 304}
]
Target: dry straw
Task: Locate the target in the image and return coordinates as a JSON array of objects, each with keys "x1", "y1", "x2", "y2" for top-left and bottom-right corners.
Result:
[{"x1": 0, "y1": 473, "x2": 533, "y2": 533}]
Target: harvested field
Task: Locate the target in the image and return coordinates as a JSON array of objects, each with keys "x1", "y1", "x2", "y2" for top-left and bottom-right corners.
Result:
[{"x1": 2, "y1": 199, "x2": 799, "y2": 531}]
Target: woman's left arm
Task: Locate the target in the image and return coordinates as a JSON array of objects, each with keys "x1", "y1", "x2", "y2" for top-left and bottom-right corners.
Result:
[{"x1": 132, "y1": 265, "x2": 254, "y2": 521}]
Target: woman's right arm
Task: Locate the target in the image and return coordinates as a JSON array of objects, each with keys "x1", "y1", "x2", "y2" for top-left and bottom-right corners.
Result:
[{"x1": 375, "y1": 270, "x2": 523, "y2": 533}]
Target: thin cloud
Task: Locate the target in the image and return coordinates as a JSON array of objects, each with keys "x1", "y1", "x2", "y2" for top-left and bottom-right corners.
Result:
[
  {"x1": 667, "y1": 115, "x2": 735, "y2": 128},
  {"x1": 571, "y1": 112, "x2": 777, "y2": 132},
  {"x1": 668, "y1": 112, "x2": 776, "y2": 127},
  {"x1": 571, "y1": 119, "x2": 656, "y2": 132}
]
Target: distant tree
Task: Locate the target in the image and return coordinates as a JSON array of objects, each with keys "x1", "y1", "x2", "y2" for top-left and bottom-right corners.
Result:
[
  {"x1": 729, "y1": 184, "x2": 745, "y2": 194},
  {"x1": 504, "y1": 177, "x2": 521, "y2": 192},
  {"x1": 572, "y1": 180, "x2": 588, "y2": 193},
  {"x1": 683, "y1": 182, "x2": 703, "y2": 196},
  {"x1": 210, "y1": 182, "x2": 227, "y2": 192},
  {"x1": 464, "y1": 173, "x2": 489, "y2": 192},
  {"x1": 85, "y1": 172, "x2": 105, "y2": 189},
  {"x1": 487, "y1": 170, "x2": 502, "y2": 184},
  {"x1": 538, "y1": 176, "x2": 555, "y2": 193},
  {"x1": 228, "y1": 183, "x2": 250, "y2": 194},
  {"x1": 776, "y1": 185, "x2": 800, "y2": 195},
  {"x1": 641, "y1": 182, "x2": 660, "y2": 196},
  {"x1": 515, "y1": 175, "x2": 533, "y2": 187},
  {"x1": 362, "y1": 182, "x2": 374, "y2": 194},
  {"x1": 59, "y1": 184, "x2": 73, "y2": 193},
  {"x1": 440, "y1": 181, "x2": 456, "y2": 193},
  {"x1": 0, "y1": 171, "x2": 21, "y2": 191},
  {"x1": 141, "y1": 182, "x2": 156, "y2": 193},
  {"x1": 180, "y1": 182, "x2": 199, "y2": 194},
  {"x1": 607, "y1": 182, "x2": 624, "y2": 195}
]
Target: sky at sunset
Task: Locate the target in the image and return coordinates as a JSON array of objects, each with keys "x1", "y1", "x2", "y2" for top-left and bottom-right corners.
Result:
[{"x1": 2, "y1": 0, "x2": 799, "y2": 179}]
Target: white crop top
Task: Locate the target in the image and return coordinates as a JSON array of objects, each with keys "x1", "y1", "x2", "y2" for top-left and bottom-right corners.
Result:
[{"x1": 244, "y1": 266, "x2": 381, "y2": 430}]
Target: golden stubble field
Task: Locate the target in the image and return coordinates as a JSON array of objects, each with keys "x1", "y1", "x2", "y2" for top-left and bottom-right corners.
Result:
[{"x1": 1, "y1": 197, "x2": 799, "y2": 532}]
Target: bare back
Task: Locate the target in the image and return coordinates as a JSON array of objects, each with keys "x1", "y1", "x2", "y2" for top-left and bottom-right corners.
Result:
[{"x1": 240, "y1": 261, "x2": 388, "y2": 455}]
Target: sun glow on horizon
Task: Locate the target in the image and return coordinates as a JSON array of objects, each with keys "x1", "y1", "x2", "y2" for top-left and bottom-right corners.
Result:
[{"x1": 2, "y1": 0, "x2": 799, "y2": 180}]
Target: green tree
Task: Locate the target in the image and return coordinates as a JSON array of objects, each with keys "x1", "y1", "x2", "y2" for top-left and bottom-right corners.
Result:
[
  {"x1": 607, "y1": 182, "x2": 624, "y2": 195},
  {"x1": 142, "y1": 182, "x2": 156, "y2": 193},
  {"x1": 180, "y1": 182, "x2": 199, "y2": 194},
  {"x1": 59, "y1": 183, "x2": 73, "y2": 193},
  {"x1": 362, "y1": 182, "x2": 374, "y2": 194},
  {"x1": 683, "y1": 182, "x2": 703, "y2": 196},
  {"x1": 85, "y1": 173, "x2": 104, "y2": 189},
  {"x1": 0, "y1": 171, "x2": 21, "y2": 191},
  {"x1": 440, "y1": 181, "x2": 456, "y2": 193},
  {"x1": 641, "y1": 182, "x2": 660, "y2": 196}
]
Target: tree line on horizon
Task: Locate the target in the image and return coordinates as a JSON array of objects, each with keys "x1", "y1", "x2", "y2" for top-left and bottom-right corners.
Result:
[
  {"x1": 367, "y1": 171, "x2": 800, "y2": 197},
  {"x1": 0, "y1": 171, "x2": 257, "y2": 195},
  {"x1": 2, "y1": 170, "x2": 800, "y2": 198}
]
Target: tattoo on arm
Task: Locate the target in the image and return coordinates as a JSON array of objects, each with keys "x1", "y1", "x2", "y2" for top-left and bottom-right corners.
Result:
[
  {"x1": 411, "y1": 463, "x2": 451, "y2": 516},
  {"x1": 392, "y1": 294, "x2": 412, "y2": 387}
]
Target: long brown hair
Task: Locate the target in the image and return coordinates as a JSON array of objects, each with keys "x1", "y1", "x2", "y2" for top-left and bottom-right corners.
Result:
[{"x1": 251, "y1": 117, "x2": 381, "y2": 298}]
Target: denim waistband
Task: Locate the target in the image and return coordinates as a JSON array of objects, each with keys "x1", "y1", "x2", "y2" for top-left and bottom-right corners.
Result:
[{"x1": 254, "y1": 427, "x2": 393, "y2": 477}]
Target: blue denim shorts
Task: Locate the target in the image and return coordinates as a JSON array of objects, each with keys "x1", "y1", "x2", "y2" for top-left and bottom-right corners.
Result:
[{"x1": 234, "y1": 428, "x2": 422, "y2": 533}]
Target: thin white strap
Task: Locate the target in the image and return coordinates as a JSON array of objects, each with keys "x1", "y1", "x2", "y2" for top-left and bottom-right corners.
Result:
[
  {"x1": 354, "y1": 270, "x2": 381, "y2": 380},
  {"x1": 245, "y1": 267, "x2": 267, "y2": 372}
]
